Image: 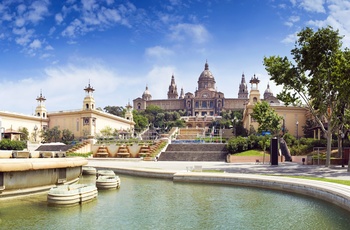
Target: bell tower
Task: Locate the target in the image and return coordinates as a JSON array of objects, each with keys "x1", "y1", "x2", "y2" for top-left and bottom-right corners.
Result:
[
  {"x1": 125, "y1": 102, "x2": 133, "y2": 122},
  {"x1": 238, "y1": 73, "x2": 248, "y2": 99},
  {"x1": 83, "y1": 81, "x2": 95, "y2": 110},
  {"x1": 167, "y1": 74, "x2": 178, "y2": 99},
  {"x1": 35, "y1": 90, "x2": 47, "y2": 118},
  {"x1": 248, "y1": 74, "x2": 261, "y2": 105}
]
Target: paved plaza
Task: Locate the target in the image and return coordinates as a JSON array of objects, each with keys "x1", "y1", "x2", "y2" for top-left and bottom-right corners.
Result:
[{"x1": 87, "y1": 159, "x2": 350, "y2": 180}]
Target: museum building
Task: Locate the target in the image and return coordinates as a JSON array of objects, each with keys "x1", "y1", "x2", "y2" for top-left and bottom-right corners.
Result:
[{"x1": 133, "y1": 61, "x2": 279, "y2": 116}]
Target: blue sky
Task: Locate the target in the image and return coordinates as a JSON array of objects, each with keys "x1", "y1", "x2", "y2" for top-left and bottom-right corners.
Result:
[{"x1": 1, "y1": 0, "x2": 350, "y2": 114}]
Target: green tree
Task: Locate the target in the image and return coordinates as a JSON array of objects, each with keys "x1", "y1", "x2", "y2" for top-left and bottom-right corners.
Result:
[
  {"x1": 251, "y1": 101, "x2": 283, "y2": 135},
  {"x1": 258, "y1": 135, "x2": 271, "y2": 164},
  {"x1": 41, "y1": 126, "x2": 61, "y2": 143},
  {"x1": 133, "y1": 110, "x2": 148, "y2": 133},
  {"x1": 100, "y1": 126, "x2": 113, "y2": 138},
  {"x1": 104, "y1": 106, "x2": 125, "y2": 117},
  {"x1": 18, "y1": 127, "x2": 29, "y2": 141},
  {"x1": 144, "y1": 105, "x2": 164, "y2": 127},
  {"x1": 263, "y1": 26, "x2": 350, "y2": 167},
  {"x1": 61, "y1": 129, "x2": 74, "y2": 144},
  {"x1": 303, "y1": 119, "x2": 317, "y2": 138}
]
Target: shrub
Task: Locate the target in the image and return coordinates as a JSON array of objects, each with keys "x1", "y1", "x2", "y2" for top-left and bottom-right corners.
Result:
[
  {"x1": 247, "y1": 135, "x2": 259, "y2": 149},
  {"x1": 227, "y1": 136, "x2": 248, "y2": 154},
  {"x1": 283, "y1": 133, "x2": 296, "y2": 146},
  {"x1": 290, "y1": 144, "x2": 309, "y2": 155},
  {"x1": 0, "y1": 139, "x2": 27, "y2": 150}
]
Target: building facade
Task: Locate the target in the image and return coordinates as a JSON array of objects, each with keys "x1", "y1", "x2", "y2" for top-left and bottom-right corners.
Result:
[
  {"x1": 242, "y1": 75, "x2": 308, "y2": 138},
  {"x1": 133, "y1": 61, "x2": 254, "y2": 116},
  {"x1": 0, "y1": 83, "x2": 134, "y2": 142}
]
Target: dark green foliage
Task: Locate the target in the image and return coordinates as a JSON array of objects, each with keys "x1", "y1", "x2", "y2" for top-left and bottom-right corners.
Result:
[
  {"x1": 247, "y1": 135, "x2": 260, "y2": 149},
  {"x1": 227, "y1": 136, "x2": 248, "y2": 153},
  {"x1": 0, "y1": 139, "x2": 26, "y2": 150},
  {"x1": 283, "y1": 133, "x2": 296, "y2": 146},
  {"x1": 61, "y1": 129, "x2": 75, "y2": 144},
  {"x1": 251, "y1": 101, "x2": 283, "y2": 135},
  {"x1": 40, "y1": 126, "x2": 61, "y2": 143},
  {"x1": 67, "y1": 152, "x2": 93, "y2": 158},
  {"x1": 18, "y1": 127, "x2": 29, "y2": 141},
  {"x1": 289, "y1": 144, "x2": 310, "y2": 156},
  {"x1": 104, "y1": 106, "x2": 125, "y2": 117},
  {"x1": 303, "y1": 119, "x2": 317, "y2": 138}
]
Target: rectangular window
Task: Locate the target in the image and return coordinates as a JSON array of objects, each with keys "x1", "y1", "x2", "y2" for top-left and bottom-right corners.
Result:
[
  {"x1": 57, "y1": 168, "x2": 67, "y2": 184},
  {"x1": 76, "y1": 118, "x2": 79, "y2": 131},
  {"x1": 0, "y1": 172, "x2": 4, "y2": 190}
]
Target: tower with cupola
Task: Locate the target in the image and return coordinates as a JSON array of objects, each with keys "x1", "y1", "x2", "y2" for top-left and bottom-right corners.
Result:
[
  {"x1": 83, "y1": 81, "x2": 95, "y2": 110},
  {"x1": 35, "y1": 90, "x2": 47, "y2": 118}
]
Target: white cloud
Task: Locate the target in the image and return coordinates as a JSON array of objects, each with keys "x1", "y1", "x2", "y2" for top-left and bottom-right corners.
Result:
[
  {"x1": 45, "y1": 45, "x2": 54, "y2": 50},
  {"x1": 62, "y1": 19, "x2": 82, "y2": 37},
  {"x1": 29, "y1": 39, "x2": 42, "y2": 49},
  {"x1": 14, "y1": 28, "x2": 34, "y2": 46},
  {"x1": 26, "y1": 0, "x2": 50, "y2": 23},
  {"x1": 145, "y1": 46, "x2": 174, "y2": 58},
  {"x1": 15, "y1": 17, "x2": 25, "y2": 27},
  {"x1": 285, "y1": 15, "x2": 300, "y2": 27},
  {"x1": 305, "y1": 0, "x2": 350, "y2": 47},
  {"x1": 144, "y1": 65, "x2": 176, "y2": 99},
  {"x1": 281, "y1": 33, "x2": 298, "y2": 44},
  {"x1": 17, "y1": 4, "x2": 27, "y2": 15},
  {"x1": 0, "y1": 61, "x2": 138, "y2": 114},
  {"x1": 55, "y1": 13, "x2": 63, "y2": 24},
  {"x1": 169, "y1": 23, "x2": 210, "y2": 44},
  {"x1": 299, "y1": 0, "x2": 326, "y2": 13}
]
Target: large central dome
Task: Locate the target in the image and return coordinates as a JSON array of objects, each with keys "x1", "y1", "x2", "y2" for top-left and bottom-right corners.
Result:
[
  {"x1": 199, "y1": 62, "x2": 214, "y2": 80},
  {"x1": 197, "y1": 61, "x2": 216, "y2": 91}
]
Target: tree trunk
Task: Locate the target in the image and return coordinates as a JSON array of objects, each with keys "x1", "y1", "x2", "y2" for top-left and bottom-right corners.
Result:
[{"x1": 326, "y1": 131, "x2": 332, "y2": 167}]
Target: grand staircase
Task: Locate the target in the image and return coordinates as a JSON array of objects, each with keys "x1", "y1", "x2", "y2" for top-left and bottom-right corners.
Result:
[{"x1": 158, "y1": 143, "x2": 228, "y2": 161}]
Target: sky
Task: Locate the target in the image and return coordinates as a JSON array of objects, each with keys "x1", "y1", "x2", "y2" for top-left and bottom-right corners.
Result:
[{"x1": 1, "y1": 0, "x2": 350, "y2": 115}]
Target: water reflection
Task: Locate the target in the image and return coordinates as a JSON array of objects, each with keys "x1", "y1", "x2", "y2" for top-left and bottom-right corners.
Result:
[{"x1": 0, "y1": 175, "x2": 349, "y2": 230}]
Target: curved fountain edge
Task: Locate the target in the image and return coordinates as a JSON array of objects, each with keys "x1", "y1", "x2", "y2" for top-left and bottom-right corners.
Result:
[{"x1": 92, "y1": 165, "x2": 350, "y2": 213}]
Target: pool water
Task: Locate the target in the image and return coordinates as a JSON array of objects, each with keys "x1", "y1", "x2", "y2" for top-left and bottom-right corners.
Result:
[{"x1": 0, "y1": 175, "x2": 349, "y2": 230}]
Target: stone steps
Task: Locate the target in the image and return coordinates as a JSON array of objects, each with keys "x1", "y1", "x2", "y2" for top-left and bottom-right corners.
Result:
[{"x1": 158, "y1": 143, "x2": 228, "y2": 161}]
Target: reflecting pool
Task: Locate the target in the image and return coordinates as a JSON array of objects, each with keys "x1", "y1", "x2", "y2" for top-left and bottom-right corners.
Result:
[{"x1": 1, "y1": 175, "x2": 350, "y2": 230}]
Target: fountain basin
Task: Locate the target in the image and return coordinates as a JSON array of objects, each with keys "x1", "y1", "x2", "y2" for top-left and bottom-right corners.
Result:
[
  {"x1": 0, "y1": 157, "x2": 87, "y2": 198},
  {"x1": 47, "y1": 184, "x2": 98, "y2": 205}
]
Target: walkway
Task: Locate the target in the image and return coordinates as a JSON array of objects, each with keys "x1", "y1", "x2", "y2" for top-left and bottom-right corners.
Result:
[{"x1": 87, "y1": 159, "x2": 350, "y2": 180}]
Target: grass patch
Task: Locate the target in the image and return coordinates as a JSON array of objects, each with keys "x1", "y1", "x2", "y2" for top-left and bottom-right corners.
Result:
[
  {"x1": 67, "y1": 152, "x2": 93, "y2": 158},
  {"x1": 234, "y1": 150, "x2": 266, "y2": 157},
  {"x1": 280, "y1": 175, "x2": 350, "y2": 186}
]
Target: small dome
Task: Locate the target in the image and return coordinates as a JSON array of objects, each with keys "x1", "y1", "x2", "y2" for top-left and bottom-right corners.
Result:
[
  {"x1": 199, "y1": 62, "x2": 214, "y2": 80},
  {"x1": 142, "y1": 85, "x2": 152, "y2": 100},
  {"x1": 143, "y1": 86, "x2": 150, "y2": 95}
]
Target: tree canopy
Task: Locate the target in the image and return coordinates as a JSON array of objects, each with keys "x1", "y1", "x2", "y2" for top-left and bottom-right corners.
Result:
[
  {"x1": 263, "y1": 26, "x2": 350, "y2": 167},
  {"x1": 250, "y1": 101, "x2": 282, "y2": 135}
]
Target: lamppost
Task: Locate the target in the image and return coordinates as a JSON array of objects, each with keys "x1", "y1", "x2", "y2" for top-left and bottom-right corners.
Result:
[
  {"x1": 296, "y1": 121, "x2": 299, "y2": 140},
  {"x1": 0, "y1": 127, "x2": 4, "y2": 141},
  {"x1": 34, "y1": 125, "x2": 38, "y2": 142},
  {"x1": 232, "y1": 116, "x2": 238, "y2": 137},
  {"x1": 341, "y1": 131, "x2": 345, "y2": 167}
]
